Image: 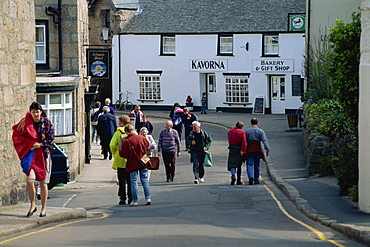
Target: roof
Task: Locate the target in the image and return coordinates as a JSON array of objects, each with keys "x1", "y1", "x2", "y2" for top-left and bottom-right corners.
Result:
[
  {"x1": 112, "y1": 0, "x2": 139, "y2": 9},
  {"x1": 121, "y1": 0, "x2": 306, "y2": 34}
]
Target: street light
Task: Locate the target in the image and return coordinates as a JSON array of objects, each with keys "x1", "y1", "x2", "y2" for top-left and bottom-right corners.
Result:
[{"x1": 102, "y1": 27, "x2": 109, "y2": 42}]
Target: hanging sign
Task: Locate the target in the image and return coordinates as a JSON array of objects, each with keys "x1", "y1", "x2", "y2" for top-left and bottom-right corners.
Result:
[
  {"x1": 87, "y1": 49, "x2": 111, "y2": 79},
  {"x1": 290, "y1": 15, "x2": 305, "y2": 31}
]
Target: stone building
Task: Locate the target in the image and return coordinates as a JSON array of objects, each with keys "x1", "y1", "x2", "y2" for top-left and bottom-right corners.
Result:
[
  {"x1": 0, "y1": 0, "x2": 37, "y2": 205},
  {"x1": 34, "y1": 0, "x2": 91, "y2": 184}
]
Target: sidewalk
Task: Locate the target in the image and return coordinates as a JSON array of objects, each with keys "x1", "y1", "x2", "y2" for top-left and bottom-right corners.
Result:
[{"x1": 0, "y1": 110, "x2": 369, "y2": 245}]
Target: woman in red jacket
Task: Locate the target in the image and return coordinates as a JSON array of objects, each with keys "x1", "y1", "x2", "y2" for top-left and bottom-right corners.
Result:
[{"x1": 120, "y1": 124, "x2": 152, "y2": 206}]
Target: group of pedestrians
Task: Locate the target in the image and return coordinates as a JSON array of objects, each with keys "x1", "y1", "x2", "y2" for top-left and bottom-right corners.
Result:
[
  {"x1": 227, "y1": 118, "x2": 270, "y2": 186},
  {"x1": 11, "y1": 99, "x2": 269, "y2": 215}
]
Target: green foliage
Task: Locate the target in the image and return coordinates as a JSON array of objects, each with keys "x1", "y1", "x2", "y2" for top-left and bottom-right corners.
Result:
[
  {"x1": 318, "y1": 156, "x2": 335, "y2": 176},
  {"x1": 332, "y1": 138, "x2": 358, "y2": 196},
  {"x1": 327, "y1": 12, "x2": 361, "y2": 123},
  {"x1": 348, "y1": 185, "x2": 359, "y2": 202},
  {"x1": 304, "y1": 99, "x2": 355, "y2": 138}
]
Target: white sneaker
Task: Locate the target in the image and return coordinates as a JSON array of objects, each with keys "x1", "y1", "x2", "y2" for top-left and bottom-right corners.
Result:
[
  {"x1": 194, "y1": 179, "x2": 199, "y2": 184},
  {"x1": 130, "y1": 201, "x2": 138, "y2": 206},
  {"x1": 199, "y1": 178, "x2": 205, "y2": 183},
  {"x1": 146, "y1": 198, "x2": 151, "y2": 205}
]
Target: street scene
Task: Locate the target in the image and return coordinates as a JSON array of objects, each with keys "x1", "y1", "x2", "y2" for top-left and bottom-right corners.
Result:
[
  {"x1": 1, "y1": 0, "x2": 370, "y2": 246},
  {"x1": 0, "y1": 111, "x2": 368, "y2": 246}
]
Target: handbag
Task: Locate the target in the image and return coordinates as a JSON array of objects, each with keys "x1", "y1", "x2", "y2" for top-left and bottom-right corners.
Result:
[
  {"x1": 140, "y1": 153, "x2": 150, "y2": 166},
  {"x1": 203, "y1": 152, "x2": 213, "y2": 167},
  {"x1": 148, "y1": 150, "x2": 160, "y2": 170}
]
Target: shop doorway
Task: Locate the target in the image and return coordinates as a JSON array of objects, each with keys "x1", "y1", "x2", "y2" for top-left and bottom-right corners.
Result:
[
  {"x1": 206, "y1": 74, "x2": 216, "y2": 110},
  {"x1": 270, "y1": 75, "x2": 286, "y2": 114}
]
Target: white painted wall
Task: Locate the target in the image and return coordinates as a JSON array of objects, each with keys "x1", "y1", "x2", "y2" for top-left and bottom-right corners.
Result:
[{"x1": 112, "y1": 32, "x2": 305, "y2": 112}]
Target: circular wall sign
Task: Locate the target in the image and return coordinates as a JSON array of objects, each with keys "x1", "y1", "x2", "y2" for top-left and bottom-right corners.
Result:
[{"x1": 90, "y1": 61, "x2": 107, "y2": 77}]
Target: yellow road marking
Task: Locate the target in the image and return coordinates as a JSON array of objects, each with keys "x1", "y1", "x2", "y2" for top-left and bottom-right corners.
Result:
[
  {"x1": 263, "y1": 184, "x2": 345, "y2": 247},
  {"x1": 0, "y1": 212, "x2": 109, "y2": 245}
]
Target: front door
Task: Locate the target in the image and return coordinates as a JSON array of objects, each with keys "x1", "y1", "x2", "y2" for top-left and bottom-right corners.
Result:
[
  {"x1": 270, "y1": 76, "x2": 286, "y2": 114},
  {"x1": 207, "y1": 74, "x2": 216, "y2": 110}
]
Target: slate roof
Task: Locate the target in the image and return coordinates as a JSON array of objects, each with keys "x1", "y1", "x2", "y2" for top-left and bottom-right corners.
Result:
[{"x1": 121, "y1": 0, "x2": 306, "y2": 34}]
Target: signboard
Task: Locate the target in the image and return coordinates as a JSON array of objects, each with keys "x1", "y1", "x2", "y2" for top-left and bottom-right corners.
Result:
[
  {"x1": 252, "y1": 59, "x2": 294, "y2": 72},
  {"x1": 290, "y1": 15, "x2": 305, "y2": 31},
  {"x1": 253, "y1": 95, "x2": 265, "y2": 114},
  {"x1": 292, "y1": 75, "x2": 302, "y2": 96},
  {"x1": 87, "y1": 49, "x2": 111, "y2": 79},
  {"x1": 190, "y1": 59, "x2": 228, "y2": 72}
]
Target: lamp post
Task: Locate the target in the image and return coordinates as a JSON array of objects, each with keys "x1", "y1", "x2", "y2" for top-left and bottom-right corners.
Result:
[{"x1": 102, "y1": 27, "x2": 109, "y2": 42}]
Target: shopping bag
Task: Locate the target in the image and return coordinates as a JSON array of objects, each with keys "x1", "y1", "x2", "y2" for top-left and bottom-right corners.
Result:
[{"x1": 203, "y1": 152, "x2": 213, "y2": 167}]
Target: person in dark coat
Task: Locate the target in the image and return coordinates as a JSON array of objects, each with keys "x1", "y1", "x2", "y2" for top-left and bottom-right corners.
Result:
[
  {"x1": 97, "y1": 106, "x2": 117, "y2": 160},
  {"x1": 227, "y1": 121, "x2": 247, "y2": 185},
  {"x1": 182, "y1": 107, "x2": 198, "y2": 149}
]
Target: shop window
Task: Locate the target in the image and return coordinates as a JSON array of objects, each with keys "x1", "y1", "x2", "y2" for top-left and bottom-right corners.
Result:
[
  {"x1": 161, "y1": 35, "x2": 176, "y2": 55},
  {"x1": 218, "y1": 35, "x2": 233, "y2": 55},
  {"x1": 225, "y1": 77, "x2": 249, "y2": 103},
  {"x1": 36, "y1": 93, "x2": 73, "y2": 136},
  {"x1": 138, "y1": 75, "x2": 162, "y2": 100},
  {"x1": 263, "y1": 33, "x2": 279, "y2": 56}
]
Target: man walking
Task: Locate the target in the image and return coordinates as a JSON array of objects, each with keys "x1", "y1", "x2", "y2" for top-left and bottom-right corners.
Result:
[
  {"x1": 245, "y1": 118, "x2": 270, "y2": 185},
  {"x1": 97, "y1": 106, "x2": 117, "y2": 160},
  {"x1": 158, "y1": 121, "x2": 181, "y2": 182}
]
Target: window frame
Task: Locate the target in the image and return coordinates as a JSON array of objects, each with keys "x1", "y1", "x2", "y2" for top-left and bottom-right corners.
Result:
[
  {"x1": 218, "y1": 34, "x2": 233, "y2": 56},
  {"x1": 160, "y1": 35, "x2": 176, "y2": 56},
  {"x1": 224, "y1": 75, "x2": 250, "y2": 104},
  {"x1": 263, "y1": 33, "x2": 279, "y2": 57},
  {"x1": 36, "y1": 93, "x2": 73, "y2": 136},
  {"x1": 35, "y1": 20, "x2": 49, "y2": 69},
  {"x1": 138, "y1": 73, "x2": 162, "y2": 101}
]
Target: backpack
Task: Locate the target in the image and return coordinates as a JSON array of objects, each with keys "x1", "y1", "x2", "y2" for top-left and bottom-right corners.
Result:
[
  {"x1": 118, "y1": 129, "x2": 128, "y2": 151},
  {"x1": 91, "y1": 110, "x2": 99, "y2": 122}
]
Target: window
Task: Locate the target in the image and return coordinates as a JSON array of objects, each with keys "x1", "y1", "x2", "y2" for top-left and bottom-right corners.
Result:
[
  {"x1": 138, "y1": 75, "x2": 161, "y2": 100},
  {"x1": 36, "y1": 25, "x2": 46, "y2": 63},
  {"x1": 36, "y1": 20, "x2": 49, "y2": 69},
  {"x1": 161, "y1": 35, "x2": 176, "y2": 55},
  {"x1": 218, "y1": 35, "x2": 233, "y2": 55},
  {"x1": 36, "y1": 93, "x2": 73, "y2": 136},
  {"x1": 225, "y1": 76, "x2": 249, "y2": 103},
  {"x1": 263, "y1": 34, "x2": 279, "y2": 56}
]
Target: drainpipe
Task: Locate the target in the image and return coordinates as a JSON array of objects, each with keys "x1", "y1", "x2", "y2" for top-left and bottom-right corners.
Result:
[{"x1": 45, "y1": 0, "x2": 63, "y2": 75}]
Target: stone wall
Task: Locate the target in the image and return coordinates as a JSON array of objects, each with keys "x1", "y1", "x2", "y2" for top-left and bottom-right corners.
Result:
[
  {"x1": 304, "y1": 128, "x2": 354, "y2": 175},
  {"x1": 0, "y1": 0, "x2": 36, "y2": 205}
]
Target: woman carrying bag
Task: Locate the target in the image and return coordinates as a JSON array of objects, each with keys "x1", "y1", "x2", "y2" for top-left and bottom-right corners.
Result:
[{"x1": 186, "y1": 121, "x2": 212, "y2": 184}]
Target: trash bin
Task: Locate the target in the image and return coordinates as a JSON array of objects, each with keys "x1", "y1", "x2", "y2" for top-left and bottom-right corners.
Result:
[
  {"x1": 287, "y1": 114, "x2": 298, "y2": 129},
  {"x1": 49, "y1": 144, "x2": 70, "y2": 190}
]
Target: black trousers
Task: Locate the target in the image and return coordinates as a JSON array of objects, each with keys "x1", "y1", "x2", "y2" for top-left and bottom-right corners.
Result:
[
  {"x1": 117, "y1": 168, "x2": 132, "y2": 202},
  {"x1": 162, "y1": 151, "x2": 176, "y2": 180}
]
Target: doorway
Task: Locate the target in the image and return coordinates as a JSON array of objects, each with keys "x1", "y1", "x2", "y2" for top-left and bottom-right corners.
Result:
[
  {"x1": 206, "y1": 74, "x2": 216, "y2": 110},
  {"x1": 270, "y1": 75, "x2": 286, "y2": 114}
]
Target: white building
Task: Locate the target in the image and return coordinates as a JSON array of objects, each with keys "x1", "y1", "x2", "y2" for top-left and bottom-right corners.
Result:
[{"x1": 112, "y1": 0, "x2": 306, "y2": 114}]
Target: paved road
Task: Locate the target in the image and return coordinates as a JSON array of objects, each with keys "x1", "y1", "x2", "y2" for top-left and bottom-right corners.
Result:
[{"x1": 0, "y1": 119, "x2": 363, "y2": 247}]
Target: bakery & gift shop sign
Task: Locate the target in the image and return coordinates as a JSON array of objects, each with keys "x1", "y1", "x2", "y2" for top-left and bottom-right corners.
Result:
[{"x1": 252, "y1": 59, "x2": 294, "y2": 72}]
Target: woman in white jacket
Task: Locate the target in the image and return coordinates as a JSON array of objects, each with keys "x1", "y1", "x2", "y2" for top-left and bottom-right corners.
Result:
[{"x1": 139, "y1": 127, "x2": 157, "y2": 180}]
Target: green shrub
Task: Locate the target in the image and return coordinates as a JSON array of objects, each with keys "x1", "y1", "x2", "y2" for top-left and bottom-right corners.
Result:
[
  {"x1": 348, "y1": 185, "x2": 359, "y2": 202},
  {"x1": 319, "y1": 156, "x2": 335, "y2": 176},
  {"x1": 304, "y1": 99, "x2": 355, "y2": 138}
]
